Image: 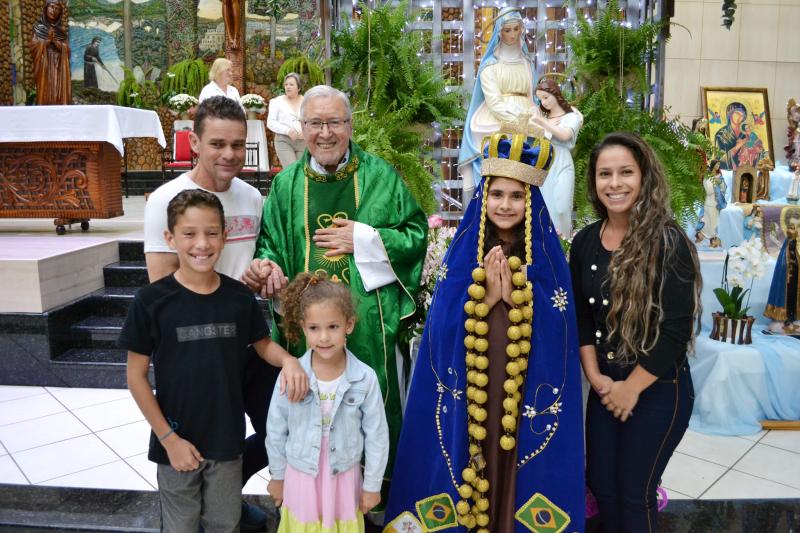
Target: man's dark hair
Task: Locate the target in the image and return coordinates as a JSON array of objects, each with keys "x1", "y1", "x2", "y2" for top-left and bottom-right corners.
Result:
[
  {"x1": 193, "y1": 96, "x2": 246, "y2": 138},
  {"x1": 166, "y1": 189, "x2": 225, "y2": 232}
]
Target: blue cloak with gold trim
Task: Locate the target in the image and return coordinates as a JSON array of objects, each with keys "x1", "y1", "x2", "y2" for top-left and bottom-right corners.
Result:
[{"x1": 385, "y1": 179, "x2": 585, "y2": 533}]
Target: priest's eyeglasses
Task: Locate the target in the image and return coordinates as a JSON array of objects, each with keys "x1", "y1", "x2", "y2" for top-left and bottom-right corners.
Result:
[{"x1": 303, "y1": 119, "x2": 351, "y2": 132}]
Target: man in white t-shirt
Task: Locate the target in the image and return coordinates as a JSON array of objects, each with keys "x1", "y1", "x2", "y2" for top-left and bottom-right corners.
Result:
[{"x1": 144, "y1": 96, "x2": 279, "y2": 531}]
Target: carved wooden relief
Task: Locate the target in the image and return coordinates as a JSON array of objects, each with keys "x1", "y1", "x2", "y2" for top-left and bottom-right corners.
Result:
[{"x1": 0, "y1": 142, "x2": 122, "y2": 220}]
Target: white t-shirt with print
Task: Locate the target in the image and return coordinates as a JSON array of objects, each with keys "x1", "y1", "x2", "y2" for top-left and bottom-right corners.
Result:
[
  {"x1": 317, "y1": 375, "x2": 343, "y2": 438},
  {"x1": 144, "y1": 173, "x2": 263, "y2": 279}
]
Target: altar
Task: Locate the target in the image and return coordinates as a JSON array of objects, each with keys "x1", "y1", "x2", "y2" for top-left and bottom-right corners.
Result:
[
  {"x1": 691, "y1": 250, "x2": 800, "y2": 436},
  {"x1": 0, "y1": 105, "x2": 166, "y2": 233}
]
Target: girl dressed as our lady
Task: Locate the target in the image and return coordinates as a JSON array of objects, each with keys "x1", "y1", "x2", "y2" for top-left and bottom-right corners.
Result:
[
  {"x1": 458, "y1": 7, "x2": 541, "y2": 208},
  {"x1": 386, "y1": 133, "x2": 584, "y2": 533}
]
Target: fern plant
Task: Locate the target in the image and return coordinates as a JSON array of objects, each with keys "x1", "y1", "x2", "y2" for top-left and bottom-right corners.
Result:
[
  {"x1": 277, "y1": 52, "x2": 325, "y2": 90},
  {"x1": 572, "y1": 81, "x2": 704, "y2": 226},
  {"x1": 566, "y1": 0, "x2": 664, "y2": 95},
  {"x1": 329, "y1": 1, "x2": 464, "y2": 213},
  {"x1": 161, "y1": 58, "x2": 208, "y2": 98},
  {"x1": 351, "y1": 109, "x2": 442, "y2": 214}
]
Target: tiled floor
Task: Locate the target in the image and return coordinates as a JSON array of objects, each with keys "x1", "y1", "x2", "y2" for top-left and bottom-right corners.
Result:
[
  {"x1": 0, "y1": 385, "x2": 271, "y2": 496},
  {"x1": 2, "y1": 385, "x2": 800, "y2": 502}
]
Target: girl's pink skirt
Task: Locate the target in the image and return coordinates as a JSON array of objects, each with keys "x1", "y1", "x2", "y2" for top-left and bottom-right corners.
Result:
[{"x1": 278, "y1": 436, "x2": 365, "y2": 533}]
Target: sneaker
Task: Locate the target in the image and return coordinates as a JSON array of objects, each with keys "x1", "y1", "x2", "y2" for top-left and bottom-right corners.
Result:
[{"x1": 241, "y1": 501, "x2": 267, "y2": 532}]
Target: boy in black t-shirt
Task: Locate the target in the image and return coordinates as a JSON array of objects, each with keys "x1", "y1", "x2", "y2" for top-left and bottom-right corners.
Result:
[{"x1": 119, "y1": 190, "x2": 308, "y2": 532}]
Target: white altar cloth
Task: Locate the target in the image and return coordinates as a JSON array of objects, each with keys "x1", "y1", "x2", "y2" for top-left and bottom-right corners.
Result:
[{"x1": 0, "y1": 105, "x2": 166, "y2": 155}]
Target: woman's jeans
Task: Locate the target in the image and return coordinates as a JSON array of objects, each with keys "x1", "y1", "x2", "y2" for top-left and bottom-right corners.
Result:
[{"x1": 586, "y1": 362, "x2": 694, "y2": 533}]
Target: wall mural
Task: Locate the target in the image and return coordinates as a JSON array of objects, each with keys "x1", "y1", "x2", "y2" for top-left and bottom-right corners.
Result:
[
  {"x1": 67, "y1": 0, "x2": 166, "y2": 102},
  {"x1": 8, "y1": 0, "x2": 319, "y2": 106}
]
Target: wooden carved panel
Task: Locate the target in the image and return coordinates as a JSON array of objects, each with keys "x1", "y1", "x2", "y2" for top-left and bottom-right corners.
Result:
[{"x1": 0, "y1": 142, "x2": 122, "y2": 220}]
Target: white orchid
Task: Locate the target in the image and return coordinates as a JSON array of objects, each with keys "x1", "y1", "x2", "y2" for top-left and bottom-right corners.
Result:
[{"x1": 716, "y1": 237, "x2": 769, "y2": 318}]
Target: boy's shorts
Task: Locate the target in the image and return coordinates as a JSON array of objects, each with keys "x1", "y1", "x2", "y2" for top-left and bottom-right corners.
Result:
[{"x1": 157, "y1": 456, "x2": 242, "y2": 533}]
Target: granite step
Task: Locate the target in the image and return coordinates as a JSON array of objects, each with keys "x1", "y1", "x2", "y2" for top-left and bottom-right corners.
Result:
[
  {"x1": 118, "y1": 240, "x2": 145, "y2": 262},
  {"x1": 54, "y1": 347, "x2": 127, "y2": 365},
  {"x1": 103, "y1": 261, "x2": 149, "y2": 287},
  {"x1": 70, "y1": 315, "x2": 125, "y2": 347},
  {"x1": 49, "y1": 348, "x2": 132, "y2": 388},
  {"x1": 85, "y1": 286, "x2": 138, "y2": 317},
  {"x1": 0, "y1": 484, "x2": 278, "y2": 532}
]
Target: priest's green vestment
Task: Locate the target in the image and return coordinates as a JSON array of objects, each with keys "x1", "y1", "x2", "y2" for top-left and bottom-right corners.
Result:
[{"x1": 254, "y1": 141, "x2": 428, "y2": 476}]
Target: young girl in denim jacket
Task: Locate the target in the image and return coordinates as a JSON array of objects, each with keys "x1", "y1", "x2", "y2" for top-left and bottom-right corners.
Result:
[{"x1": 266, "y1": 272, "x2": 389, "y2": 532}]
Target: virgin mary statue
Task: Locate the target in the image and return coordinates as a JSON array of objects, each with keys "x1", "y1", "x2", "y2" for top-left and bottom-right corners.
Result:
[{"x1": 457, "y1": 7, "x2": 541, "y2": 208}]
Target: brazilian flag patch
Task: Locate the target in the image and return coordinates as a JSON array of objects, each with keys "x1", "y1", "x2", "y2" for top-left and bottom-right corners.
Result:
[
  {"x1": 415, "y1": 493, "x2": 458, "y2": 531},
  {"x1": 515, "y1": 493, "x2": 571, "y2": 533}
]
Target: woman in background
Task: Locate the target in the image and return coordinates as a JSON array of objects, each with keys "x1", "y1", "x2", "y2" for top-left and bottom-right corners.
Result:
[
  {"x1": 199, "y1": 58, "x2": 240, "y2": 104},
  {"x1": 267, "y1": 73, "x2": 305, "y2": 167}
]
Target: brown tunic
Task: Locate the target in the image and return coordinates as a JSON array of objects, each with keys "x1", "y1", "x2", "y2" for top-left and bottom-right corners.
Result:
[{"x1": 483, "y1": 300, "x2": 519, "y2": 531}]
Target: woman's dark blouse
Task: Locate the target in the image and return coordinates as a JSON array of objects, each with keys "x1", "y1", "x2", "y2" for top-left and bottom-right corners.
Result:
[{"x1": 569, "y1": 220, "x2": 697, "y2": 378}]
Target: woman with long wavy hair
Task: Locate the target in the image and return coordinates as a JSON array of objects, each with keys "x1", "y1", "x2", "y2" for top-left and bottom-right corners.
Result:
[{"x1": 569, "y1": 132, "x2": 701, "y2": 533}]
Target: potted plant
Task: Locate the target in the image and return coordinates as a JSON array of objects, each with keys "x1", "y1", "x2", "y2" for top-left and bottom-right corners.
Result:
[
  {"x1": 711, "y1": 237, "x2": 770, "y2": 344},
  {"x1": 240, "y1": 93, "x2": 266, "y2": 119},
  {"x1": 168, "y1": 93, "x2": 199, "y2": 120}
]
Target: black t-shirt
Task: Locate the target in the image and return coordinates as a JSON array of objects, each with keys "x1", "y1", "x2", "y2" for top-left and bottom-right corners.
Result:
[
  {"x1": 569, "y1": 220, "x2": 696, "y2": 378},
  {"x1": 118, "y1": 274, "x2": 269, "y2": 464}
]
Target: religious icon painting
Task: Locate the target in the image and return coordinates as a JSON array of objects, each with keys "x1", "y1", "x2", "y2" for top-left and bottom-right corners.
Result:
[
  {"x1": 414, "y1": 493, "x2": 458, "y2": 531},
  {"x1": 702, "y1": 87, "x2": 774, "y2": 171},
  {"x1": 514, "y1": 493, "x2": 571, "y2": 533}
]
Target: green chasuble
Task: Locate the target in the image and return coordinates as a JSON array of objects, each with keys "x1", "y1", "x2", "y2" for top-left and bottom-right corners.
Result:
[{"x1": 255, "y1": 141, "x2": 428, "y2": 479}]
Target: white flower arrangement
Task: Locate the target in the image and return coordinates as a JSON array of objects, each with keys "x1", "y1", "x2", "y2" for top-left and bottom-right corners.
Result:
[
  {"x1": 715, "y1": 237, "x2": 770, "y2": 319},
  {"x1": 726, "y1": 237, "x2": 769, "y2": 289},
  {"x1": 240, "y1": 93, "x2": 266, "y2": 110},
  {"x1": 168, "y1": 93, "x2": 198, "y2": 113}
]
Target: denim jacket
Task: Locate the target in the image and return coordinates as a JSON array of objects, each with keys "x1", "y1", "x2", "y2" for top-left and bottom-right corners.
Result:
[{"x1": 266, "y1": 348, "x2": 389, "y2": 493}]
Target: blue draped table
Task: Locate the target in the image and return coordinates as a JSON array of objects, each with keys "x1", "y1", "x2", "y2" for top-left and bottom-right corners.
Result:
[
  {"x1": 691, "y1": 253, "x2": 800, "y2": 435},
  {"x1": 690, "y1": 333, "x2": 800, "y2": 435}
]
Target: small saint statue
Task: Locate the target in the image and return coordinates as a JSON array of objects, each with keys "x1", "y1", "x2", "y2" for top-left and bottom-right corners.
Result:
[
  {"x1": 695, "y1": 160, "x2": 727, "y2": 248},
  {"x1": 788, "y1": 168, "x2": 800, "y2": 204},
  {"x1": 765, "y1": 207, "x2": 800, "y2": 334},
  {"x1": 755, "y1": 157, "x2": 774, "y2": 202},
  {"x1": 786, "y1": 100, "x2": 800, "y2": 171},
  {"x1": 30, "y1": 0, "x2": 72, "y2": 105}
]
